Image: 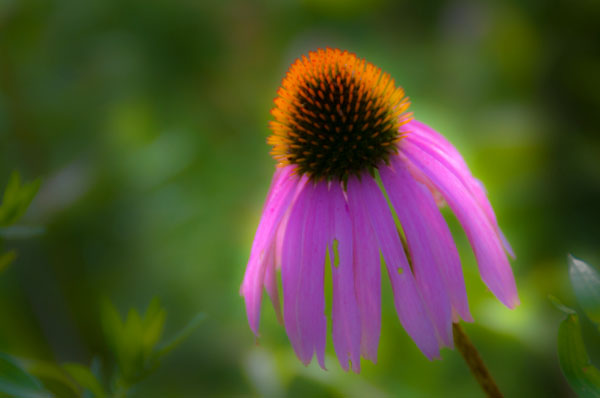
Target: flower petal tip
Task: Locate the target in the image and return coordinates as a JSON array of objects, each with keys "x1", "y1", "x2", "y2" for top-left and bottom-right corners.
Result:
[
  {"x1": 318, "y1": 356, "x2": 327, "y2": 371},
  {"x1": 453, "y1": 307, "x2": 474, "y2": 323},
  {"x1": 419, "y1": 345, "x2": 441, "y2": 361},
  {"x1": 249, "y1": 323, "x2": 260, "y2": 337},
  {"x1": 497, "y1": 291, "x2": 520, "y2": 310},
  {"x1": 462, "y1": 314, "x2": 475, "y2": 323},
  {"x1": 507, "y1": 295, "x2": 521, "y2": 309},
  {"x1": 425, "y1": 351, "x2": 442, "y2": 361},
  {"x1": 364, "y1": 354, "x2": 377, "y2": 365}
]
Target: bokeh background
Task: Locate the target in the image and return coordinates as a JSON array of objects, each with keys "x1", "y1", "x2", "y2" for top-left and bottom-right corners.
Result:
[{"x1": 1, "y1": 0, "x2": 600, "y2": 396}]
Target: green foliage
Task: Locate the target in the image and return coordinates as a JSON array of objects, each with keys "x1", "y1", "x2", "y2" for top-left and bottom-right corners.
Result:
[
  {"x1": 101, "y1": 298, "x2": 204, "y2": 394},
  {"x1": 0, "y1": 172, "x2": 40, "y2": 228},
  {"x1": 153, "y1": 312, "x2": 206, "y2": 360},
  {"x1": 0, "y1": 250, "x2": 17, "y2": 274},
  {"x1": 0, "y1": 299, "x2": 203, "y2": 398},
  {"x1": 552, "y1": 298, "x2": 600, "y2": 398},
  {"x1": 25, "y1": 359, "x2": 80, "y2": 398},
  {"x1": 2, "y1": 0, "x2": 600, "y2": 395},
  {"x1": 62, "y1": 363, "x2": 105, "y2": 398},
  {"x1": 0, "y1": 173, "x2": 203, "y2": 398},
  {"x1": 0, "y1": 353, "x2": 51, "y2": 398},
  {"x1": 551, "y1": 256, "x2": 600, "y2": 397},
  {"x1": 569, "y1": 255, "x2": 600, "y2": 329},
  {"x1": 0, "y1": 171, "x2": 40, "y2": 273}
]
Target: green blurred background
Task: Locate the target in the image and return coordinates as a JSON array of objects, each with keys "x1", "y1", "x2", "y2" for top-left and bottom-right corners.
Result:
[{"x1": 1, "y1": 0, "x2": 599, "y2": 396}]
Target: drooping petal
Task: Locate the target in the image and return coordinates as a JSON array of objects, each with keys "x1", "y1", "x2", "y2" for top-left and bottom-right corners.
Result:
[
  {"x1": 380, "y1": 161, "x2": 452, "y2": 346},
  {"x1": 401, "y1": 141, "x2": 519, "y2": 308},
  {"x1": 302, "y1": 182, "x2": 330, "y2": 369},
  {"x1": 281, "y1": 182, "x2": 329, "y2": 368},
  {"x1": 406, "y1": 120, "x2": 515, "y2": 258},
  {"x1": 281, "y1": 182, "x2": 310, "y2": 362},
  {"x1": 347, "y1": 176, "x2": 440, "y2": 359},
  {"x1": 274, "y1": 208, "x2": 290, "y2": 270},
  {"x1": 329, "y1": 182, "x2": 361, "y2": 372},
  {"x1": 240, "y1": 166, "x2": 300, "y2": 335},
  {"x1": 381, "y1": 159, "x2": 471, "y2": 336},
  {"x1": 408, "y1": 120, "x2": 469, "y2": 175},
  {"x1": 263, "y1": 245, "x2": 282, "y2": 324},
  {"x1": 470, "y1": 178, "x2": 516, "y2": 259},
  {"x1": 349, "y1": 187, "x2": 381, "y2": 363},
  {"x1": 249, "y1": 166, "x2": 296, "y2": 257},
  {"x1": 268, "y1": 174, "x2": 311, "y2": 321}
]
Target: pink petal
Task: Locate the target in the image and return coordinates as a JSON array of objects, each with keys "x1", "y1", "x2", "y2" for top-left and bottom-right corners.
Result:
[
  {"x1": 329, "y1": 182, "x2": 362, "y2": 373},
  {"x1": 263, "y1": 245, "x2": 282, "y2": 324},
  {"x1": 380, "y1": 161, "x2": 452, "y2": 346},
  {"x1": 470, "y1": 178, "x2": 516, "y2": 259},
  {"x1": 401, "y1": 141, "x2": 519, "y2": 308},
  {"x1": 381, "y1": 159, "x2": 471, "y2": 340},
  {"x1": 240, "y1": 166, "x2": 300, "y2": 335},
  {"x1": 348, "y1": 187, "x2": 381, "y2": 363},
  {"x1": 281, "y1": 182, "x2": 311, "y2": 361},
  {"x1": 281, "y1": 182, "x2": 328, "y2": 369},
  {"x1": 408, "y1": 120, "x2": 468, "y2": 174},
  {"x1": 274, "y1": 208, "x2": 289, "y2": 271},
  {"x1": 347, "y1": 176, "x2": 440, "y2": 360},
  {"x1": 406, "y1": 120, "x2": 515, "y2": 258}
]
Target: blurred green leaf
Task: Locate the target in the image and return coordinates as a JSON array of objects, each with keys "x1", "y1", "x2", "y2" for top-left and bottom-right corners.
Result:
[
  {"x1": 0, "y1": 353, "x2": 51, "y2": 398},
  {"x1": 63, "y1": 363, "x2": 105, "y2": 398},
  {"x1": 569, "y1": 254, "x2": 600, "y2": 328},
  {"x1": 549, "y1": 295, "x2": 577, "y2": 315},
  {"x1": 0, "y1": 172, "x2": 41, "y2": 227},
  {"x1": 88, "y1": 357, "x2": 103, "y2": 391},
  {"x1": 100, "y1": 299, "x2": 124, "y2": 358},
  {"x1": 0, "y1": 250, "x2": 16, "y2": 273},
  {"x1": 99, "y1": 298, "x2": 202, "y2": 393},
  {"x1": 100, "y1": 299, "x2": 143, "y2": 384},
  {"x1": 154, "y1": 312, "x2": 205, "y2": 360},
  {"x1": 101, "y1": 300, "x2": 138, "y2": 382},
  {"x1": 0, "y1": 172, "x2": 41, "y2": 275},
  {"x1": 0, "y1": 226, "x2": 46, "y2": 240},
  {"x1": 557, "y1": 309, "x2": 600, "y2": 397},
  {"x1": 101, "y1": 298, "x2": 170, "y2": 386},
  {"x1": 120, "y1": 308, "x2": 145, "y2": 380},
  {"x1": 24, "y1": 359, "x2": 79, "y2": 398},
  {"x1": 141, "y1": 298, "x2": 166, "y2": 359}
]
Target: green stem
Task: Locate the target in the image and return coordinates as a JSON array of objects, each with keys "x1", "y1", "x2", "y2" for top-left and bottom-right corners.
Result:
[{"x1": 453, "y1": 323, "x2": 503, "y2": 398}]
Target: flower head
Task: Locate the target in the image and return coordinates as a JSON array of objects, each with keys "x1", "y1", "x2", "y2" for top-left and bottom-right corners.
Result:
[
  {"x1": 268, "y1": 48, "x2": 410, "y2": 181},
  {"x1": 241, "y1": 48, "x2": 518, "y2": 372}
]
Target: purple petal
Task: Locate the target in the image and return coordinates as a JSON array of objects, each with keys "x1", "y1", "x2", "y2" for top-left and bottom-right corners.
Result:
[
  {"x1": 263, "y1": 245, "x2": 282, "y2": 324},
  {"x1": 401, "y1": 141, "x2": 519, "y2": 308},
  {"x1": 273, "y1": 207, "x2": 290, "y2": 271},
  {"x1": 380, "y1": 161, "x2": 452, "y2": 346},
  {"x1": 408, "y1": 120, "x2": 469, "y2": 174},
  {"x1": 281, "y1": 182, "x2": 328, "y2": 369},
  {"x1": 470, "y1": 178, "x2": 516, "y2": 259},
  {"x1": 281, "y1": 182, "x2": 311, "y2": 362},
  {"x1": 240, "y1": 166, "x2": 300, "y2": 335},
  {"x1": 406, "y1": 120, "x2": 515, "y2": 258},
  {"x1": 303, "y1": 182, "x2": 330, "y2": 369},
  {"x1": 381, "y1": 159, "x2": 471, "y2": 341},
  {"x1": 249, "y1": 166, "x2": 296, "y2": 257},
  {"x1": 347, "y1": 176, "x2": 440, "y2": 360},
  {"x1": 348, "y1": 187, "x2": 381, "y2": 362},
  {"x1": 329, "y1": 182, "x2": 362, "y2": 372}
]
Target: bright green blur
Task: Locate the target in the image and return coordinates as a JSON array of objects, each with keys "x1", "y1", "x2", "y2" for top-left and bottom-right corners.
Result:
[{"x1": 1, "y1": 0, "x2": 599, "y2": 396}]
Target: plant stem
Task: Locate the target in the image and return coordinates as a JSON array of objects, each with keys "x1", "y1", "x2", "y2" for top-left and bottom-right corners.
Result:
[{"x1": 453, "y1": 323, "x2": 503, "y2": 398}]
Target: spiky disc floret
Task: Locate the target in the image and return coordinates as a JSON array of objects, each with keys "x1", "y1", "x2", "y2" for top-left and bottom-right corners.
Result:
[{"x1": 268, "y1": 48, "x2": 412, "y2": 181}]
